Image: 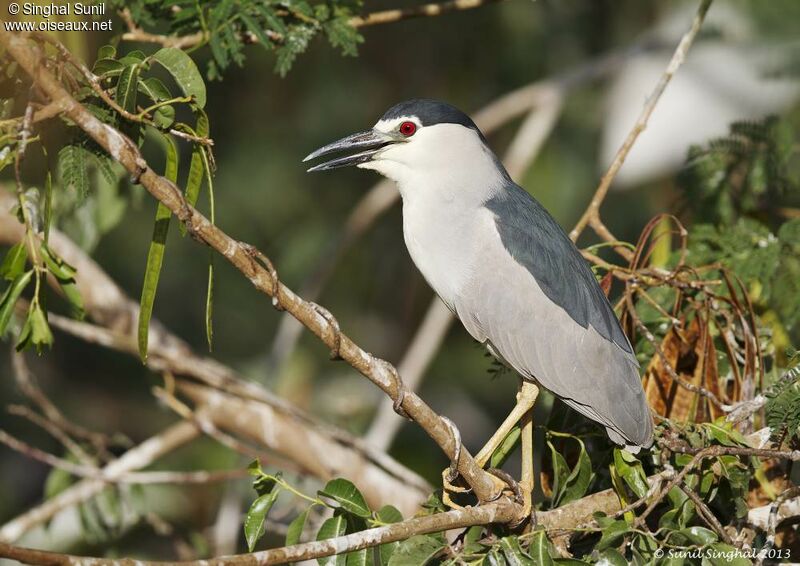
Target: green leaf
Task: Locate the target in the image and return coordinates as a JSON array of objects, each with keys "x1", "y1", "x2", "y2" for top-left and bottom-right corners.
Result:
[
  {"x1": 595, "y1": 549, "x2": 627, "y2": 566},
  {"x1": 18, "y1": 302, "x2": 54, "y2": 352},
  {"x1": 116, "y1": 63, "x2": 141, "y2": 114},
  {"x1": 239, "y1": 13, "x2": 272, "y2": 48},
  {"x1": 316, "y1": 515, "x2": 347, "y2": 566},
  {"x1": 93, "y1": 58, "x2": 124, "y2": 77},
  {"x1": 500, "y1": 536, "x2": 534, "y2": 566},
  {"x1": 0, "y1": 270, "x2": 33, "y2": 336},
  {"x1": 244, "y1": 490, "x2": 280, "y2": 552},
  {"x1": 154, "y1": 105, "x2": 176, "y2": 129},
  {"x1": 319, "y1": 478, "x2": 371, "y2": 518},
  {"x1": 387, "y1": 535, "x2": 444, "y2": 566},
  {"x1": 490, "y1": 425, "x2": 520, "y2": 468},
  {"x1": 549, "y1": 433, "x2": 594, "y2": 506},
  {"x1": 285, "y1": 510, "x2": 308, "y2": 547},
  {"x1": 40, "y1": 243, "x2": 76, "y2": 280},
  {"x1": 256, "y1": 4, "x2": 288, "y2": 35},
  {"x1": 97, "y1": 44, "x2": 116, "y2": 59},
  {"x1": 0, "y1": 243, "x2": 28, "y2": 281},
  {"x1": 152, "y1": 48, "x2": 207, "y2": 108},
  {"x1": 137, "y1": 135, "x2": 178, "y2": 361},
  {"x1": 345, "y1": 549, "x2": 367, "y2": 566},
  {"x1": 595, "y1": 519, "x2": 629, "y2": 551},
  {"x1": 179, "y1": 112, "x2": 210, "y2": 236},
  {"x1": 58, "y1": 145, "x2": 90, "y2": 199},
  {"x1": 676, "y1": 526, "x2": 718, "y2": 546},
  {"x1": 375, "y1": 505, "x2": 403, "y2": 565},
  {"x1": 613, "y1": 448, "x2": 649, "y2": 499},
  {"x1": 547, "y1": 439, "x2": 569, "y2": 506},
  {"x1": 138, "y1": 77, "x2": 172, "y2": 102},
  {"x1": 527, "y1": 530, "x2": 553, "y2": 566}
]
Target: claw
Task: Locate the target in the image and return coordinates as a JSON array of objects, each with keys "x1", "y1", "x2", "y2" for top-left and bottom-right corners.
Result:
[
  {"x1": 382, "y1": 361, "x2": 411, "y2": 420},
  {"x1": 440, "y1": 416, "x2": 461, "y2": 483}
]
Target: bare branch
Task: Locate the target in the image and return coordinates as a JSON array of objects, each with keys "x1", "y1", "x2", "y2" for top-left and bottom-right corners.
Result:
[
  {"x1": 0, "y1": 427, "x2": 248, "y2": 484},
  {"x1": 0, "y1": 421, "x2": 200, "y2": 543},
  {"x1": 0, "y1": 28, "x2": 502, "y2": 503},
  {"x1": 569, "y1": 0, "x2": 713, "y2": 257}
]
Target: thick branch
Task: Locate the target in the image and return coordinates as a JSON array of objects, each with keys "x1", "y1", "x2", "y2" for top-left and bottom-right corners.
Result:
[{"x1": 0, "y1": 29, "x2": 500, "y2": 503}]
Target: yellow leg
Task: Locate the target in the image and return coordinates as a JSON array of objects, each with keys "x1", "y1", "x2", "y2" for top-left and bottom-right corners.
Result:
[
  {"x1": 441, "y1": 381, "x2": 539, "y2": 513},
  {"x1": 519, "y1": 398, "x2": 534, "y2": 521},
  {"x1": 475, "y1": 381, "x2": 539, "y2": 468}
]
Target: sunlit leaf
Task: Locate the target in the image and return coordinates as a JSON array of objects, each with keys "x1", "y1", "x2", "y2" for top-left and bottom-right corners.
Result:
[
  {"x1": 285, "y1": 510, "x2": 308, "y2": 547},
  {"x1": 316, "y1": 515, "x2": 347, "y2": 566},
  {"x1": 152, "y1": 48, "x2": 207, "y2": 108},
  {"x1": 319, "y1": 478, "x2": 370, "y2": 518},
  {"x1": 137, "y1": 134, "x2": 178, "y2": 361},
  {"x1": 244, "y1": 490, "x2": 280, "y2": 552}
]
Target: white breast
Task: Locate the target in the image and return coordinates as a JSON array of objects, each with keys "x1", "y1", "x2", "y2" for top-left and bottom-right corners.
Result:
[{"x1": 401, "y1": 192, "x2": 497, "y2": 310}]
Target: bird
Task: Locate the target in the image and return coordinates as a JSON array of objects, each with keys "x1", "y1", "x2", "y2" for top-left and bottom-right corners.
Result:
[{"x1": 304, "y1": 99, "x2": 653, "y2": 515}]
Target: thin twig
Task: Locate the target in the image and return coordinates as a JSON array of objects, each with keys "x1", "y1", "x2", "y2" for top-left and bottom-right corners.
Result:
[
  {"x1": 755, "y1": 486, "x2": 800, "y2": 566},
  {"x1": 569, "y1": 0, "x2": 713, "y2": 257},
  {"x1": 0, "y1": 421, "x2": 200, "y2": 543},
  {"x1": 0, "y1": 427, "x2": 247, "y2": 484},
  {"x1": 121, "y1": 0, "x2": 507, "y2": 48},
  {"x1": 678, "y1": 483, "x2": 734, "y2": 546}
]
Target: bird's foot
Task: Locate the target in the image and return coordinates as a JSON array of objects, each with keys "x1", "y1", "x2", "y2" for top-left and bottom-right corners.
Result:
[{"x1": 381, "y1": 361, "x2": 411, "y2": 420}]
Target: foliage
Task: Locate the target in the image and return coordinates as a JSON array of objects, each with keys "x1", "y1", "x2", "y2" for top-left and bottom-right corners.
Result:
[
  {"x1": 111, "y1": 0, "x2": 365, "y2": 78},
  {"x1": 764, "y1": 363, "x2": 800, "y2": 446},
  {"x1": 0, "y1": 40, "x2": 216, "y2": 357}
]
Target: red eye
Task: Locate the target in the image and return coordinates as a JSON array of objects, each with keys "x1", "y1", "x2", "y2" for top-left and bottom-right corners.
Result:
[{"x1": 399, "y1": 121, "x2": 417, "y2": 136}]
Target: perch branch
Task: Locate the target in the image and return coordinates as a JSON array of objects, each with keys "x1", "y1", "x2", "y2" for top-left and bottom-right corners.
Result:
[
  {"x1": 0, "y1": 191, "x2": 431, "y2": 517},
  {"x1": 0, "y1": 28, "x2": 501, "y2": 504}
]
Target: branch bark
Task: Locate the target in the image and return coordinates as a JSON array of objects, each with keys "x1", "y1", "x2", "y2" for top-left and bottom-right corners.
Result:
[
  {"x1": 569, "y1": 0, "x2": 713, "y2": 256},
  {"x1": 0, "y1": 192, "x2": 431, "y2": 517},
  {"x1": 0, "y1": 28, "x2": 500, "y2": 504}
]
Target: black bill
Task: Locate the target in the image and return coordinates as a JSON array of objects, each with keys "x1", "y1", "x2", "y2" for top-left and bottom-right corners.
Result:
[{"x1": 303, "y1": 129, "x2": 394, "y2": 172}]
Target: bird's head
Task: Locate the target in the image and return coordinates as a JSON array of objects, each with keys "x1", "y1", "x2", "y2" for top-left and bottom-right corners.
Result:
[{"x1": 304, "y1": 99, "x2": 504, "y2": 188}]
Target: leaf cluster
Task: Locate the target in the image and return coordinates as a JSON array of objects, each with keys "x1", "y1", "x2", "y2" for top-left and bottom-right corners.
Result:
[
  {"x1": 111, "y1": 0, "x2": 365, "y2": 77},
  {"x1": 0, "y1": 40, "x2": 215, "y2": 355}
]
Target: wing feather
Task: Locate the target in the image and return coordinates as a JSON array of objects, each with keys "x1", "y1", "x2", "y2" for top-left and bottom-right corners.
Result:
[{"x1": 454, "y1": 184, "x2": 653, "y2": 447}]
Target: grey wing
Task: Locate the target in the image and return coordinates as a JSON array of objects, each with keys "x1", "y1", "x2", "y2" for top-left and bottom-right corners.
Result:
[{"x1": 456, "y1": 186, "x2": 652, "y2": 448}]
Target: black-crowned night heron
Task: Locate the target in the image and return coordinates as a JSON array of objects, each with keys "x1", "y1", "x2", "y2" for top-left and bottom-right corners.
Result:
[{"x1": 305, "y1": 99, "x2": 653, "y2": 515}]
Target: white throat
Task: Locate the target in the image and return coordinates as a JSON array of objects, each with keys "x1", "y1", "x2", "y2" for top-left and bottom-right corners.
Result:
[{"x1": 358, "y1": 123, "x2": 508, "y2": 309}]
